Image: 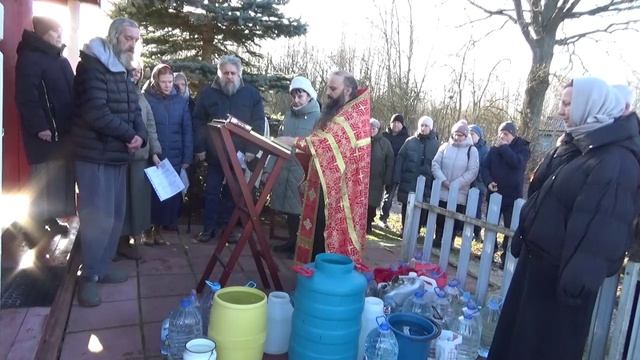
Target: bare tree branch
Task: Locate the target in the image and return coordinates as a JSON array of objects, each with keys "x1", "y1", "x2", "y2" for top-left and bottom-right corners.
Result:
[
  {"x1": 466, "y1": 0, "x2": 518, "y2": 23},
  {"x1": 513, "y1": 0, "x2": 535, "y2": 48},
  {"x1": 556, "y1": 20, "x2": 640, "y2": 45},
  {"x1": 567, "y1": 0, "x2": 640, "y2": 18}
]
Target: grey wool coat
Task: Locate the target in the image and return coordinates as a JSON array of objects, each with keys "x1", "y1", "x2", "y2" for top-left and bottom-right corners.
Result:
[
  {"x1": 268, "y1": 99, "x2": 321, "y2": 215},
  {"x1": 369, "y1": 131, "x2": 394, "y2": 207}
]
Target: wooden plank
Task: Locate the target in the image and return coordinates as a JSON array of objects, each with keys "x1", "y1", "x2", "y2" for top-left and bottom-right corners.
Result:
[
  {"x1": 422, "y1": 179, "x2": 442, "y2": 264},
  {"x1": 476, "y1": 192, "x2": 502, "y2": 304},
  {"x1": 501, "y1": 199, "x2": 524, "y2": 297},
  {"x1": 402, "y1": 176, "x2": 426, "y2": 262},
  {"x1": 607, "y1": 261, "x2": 640, "y2": 359},
  {"x1": 456, "y1": 188, "x2": 479, "y2": 290},
  {"x1": 416, "y1": 202, "x2": 515, "y2": 237},
  {"x1": 585, "y1": 274, "x2": 619, "y2": 360},
  {"x1": 34, "y1": 238, "x2": 81, "y2": 360},
  {"x1": 401, "y1": 192, "x2": 417, "y2": 263},
  {"x1": 438, "y1": 185, "x2": 459, "y2": 270}
]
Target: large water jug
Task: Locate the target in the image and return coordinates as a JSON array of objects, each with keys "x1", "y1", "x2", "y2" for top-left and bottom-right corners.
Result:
[
  {"x1": 456, "y1": 308, "x2": 481, "y2": 360},
  {"x1": 364, "y1": 316, "x2": 399, "y2": 360},
  {"x1": 383, "y1": 273, "x2": 423, "y2": 313},
  {"x1": 168, "y1": 297, "x2": 203, "y2": 360},
  {"x1": 431, "y1": 287, "x2": 452, "y2": 330},
  {"x1": 289, "y1": 253, "x2": 367, "y2": 360},
  {"x1": 479, "y1": 295, "x2": 503, "y2": 357},
  {"x1": 358, "y1": 297, "x2": 385, "y2": 360},
  {"x1": 401, "y1": 290, "x2": 432, "y2": 319},
  {"x1": 264, "y1": 291, "x2": 294, "y2": 355},
  {"x1": 200, "y1": 280, "x2": 221, "y2": 336},
  {"x1": 209, "y1": 286, "x2": 267, "y2": 360},
  {"x1": 444, "y1": 279, "x2": 463, "y2": 314}
]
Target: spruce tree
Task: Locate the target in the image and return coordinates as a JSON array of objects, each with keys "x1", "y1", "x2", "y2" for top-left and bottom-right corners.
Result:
[{"x1": 111, "y1": 0, "x2": 307, "y2": 91}]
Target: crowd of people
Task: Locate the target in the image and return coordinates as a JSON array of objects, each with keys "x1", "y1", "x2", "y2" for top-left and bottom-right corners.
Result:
[{"x1": 13, "y1": 15, "x2": 640, "y2": 358}]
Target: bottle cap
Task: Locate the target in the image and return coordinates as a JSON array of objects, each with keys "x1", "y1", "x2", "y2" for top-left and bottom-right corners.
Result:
[{"x1": 180, "y1": 297, "x2": 191, "y2": 308}]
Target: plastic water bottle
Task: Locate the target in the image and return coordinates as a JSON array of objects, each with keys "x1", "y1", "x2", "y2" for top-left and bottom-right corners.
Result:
[
  {"x1": 431, "y1": 287, "x2": 452, "y2": 330},
  {"x1": 168, "y1": 297, "x2": 203, "y2": 359},
  {"x1": 364, "y1": 272, "x2": 379, "y2": 298},
  {"x1": 402, "y1": 290, "x2": 432, "y2": 319},
  {"x1": 199, "y1": 280, "x2": 221, "y2": 335},
  {"x1": 363, "y1": 316, "x2": 399, "y2": 360},
  {"x1": 479, "y1": 295, "x2": 503, "y2": 357},
  {"x1": 456, "y1": 308, "x2": 482, "y2": 360},
  {"x1": 160, "y1": 315, "x2": 171, "y2": 356},
  {"x1": 444, "y1": 279, "x2": 462, "y2": 314}
]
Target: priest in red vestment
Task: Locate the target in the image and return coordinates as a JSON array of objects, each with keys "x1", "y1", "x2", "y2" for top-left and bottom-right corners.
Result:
[{"x1": 276, "y1": 70, "x2": 371, "y2": 269}]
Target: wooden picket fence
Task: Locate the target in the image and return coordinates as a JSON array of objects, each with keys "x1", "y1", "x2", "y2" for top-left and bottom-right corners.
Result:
[{"x1": 401, "y1": 175, "x2": 640, "y2": 360}]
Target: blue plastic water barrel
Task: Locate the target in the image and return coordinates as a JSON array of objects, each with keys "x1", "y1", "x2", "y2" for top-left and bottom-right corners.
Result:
[{"x1": 289, "y1": 253, "x2": 367, "y2": 360}]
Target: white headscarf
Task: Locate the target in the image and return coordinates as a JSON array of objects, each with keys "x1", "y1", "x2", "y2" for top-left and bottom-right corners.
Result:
[{"x1": 566, "y1": 77, "x2": 625, "y2": 138}]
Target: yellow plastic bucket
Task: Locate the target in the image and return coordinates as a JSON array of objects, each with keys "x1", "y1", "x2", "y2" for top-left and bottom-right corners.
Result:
[{"x1": 208, "y1": 286, "x2": 267, "y2": 360}]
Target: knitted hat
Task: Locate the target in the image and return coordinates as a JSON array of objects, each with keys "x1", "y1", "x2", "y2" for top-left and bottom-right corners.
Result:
[
  {"x1": 289, "y1": 76, "x2": 317, "y2": 100},
  {"x1": 390, "y1": 113, "x2": 404, "y2": 125},
  {"x1": 32, "y1": 16, "x2": 61, "y2": 37},
  {"x1": 469, "y1": 124, "x2": 484, "y2": 139},
  {"x1": 451, "y1": 119, "x2": 469, "y2": 136},
  {"x1": 418, "y1": 116, "x2": 434, "y2": 130},
  {"x1": 498, "y1": 121, "x2": 517, "y2": 137}
]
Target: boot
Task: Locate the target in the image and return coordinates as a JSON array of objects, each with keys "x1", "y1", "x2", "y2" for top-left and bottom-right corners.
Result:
[
  {"x1": 116, "y1": 236, "x2": 141, "y2": 261},
  {"x1": 77, "y1": 278, "x2": 101, "y2": 307},
  {"x1": 141, "y1": 228, "x2": 155, "y2": 246},
  {"x1": 152, "y1": 225, "x2": 170, "y2": 246}
]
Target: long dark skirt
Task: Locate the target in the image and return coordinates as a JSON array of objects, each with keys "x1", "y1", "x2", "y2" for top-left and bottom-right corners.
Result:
[
  {"x1": 151, "y1": 166, "x2": 183, "y2": 227},
  {"x1": 488, "y1": 246, "x2": 597, "y2": 360},
  {"x1": 29, "y1": 159, "x2": 76, "y2": 221},
  {"x1": 122, "y1": 159, "x2": 151, "y2": 235}
]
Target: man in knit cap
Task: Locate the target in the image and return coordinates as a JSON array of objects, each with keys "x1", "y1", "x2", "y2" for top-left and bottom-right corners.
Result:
[
  {"x1": 380, "y1": 113, "x2": 410, "y2": 227},
  {"x1": 481, "y1": 121, "x2": 530, "y2": 268},
  {"x1": 15, "y1": 16, "x2": 75, "y2": 243}
]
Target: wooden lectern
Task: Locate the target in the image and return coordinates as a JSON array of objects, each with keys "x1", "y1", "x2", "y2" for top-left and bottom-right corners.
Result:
[{"x1": 196, "y1": 117, "x2": 292, "y2": 292}]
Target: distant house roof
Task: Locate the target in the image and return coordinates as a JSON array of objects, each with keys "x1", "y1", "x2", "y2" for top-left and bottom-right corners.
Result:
[{"x1": 539, "y1": 116, "x2": 564, "y2": 133}]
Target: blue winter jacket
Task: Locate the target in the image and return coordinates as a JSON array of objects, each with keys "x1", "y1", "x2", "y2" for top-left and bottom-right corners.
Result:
[{"x1": 144, "y1": 87, "x2": 193, "y2": 168}]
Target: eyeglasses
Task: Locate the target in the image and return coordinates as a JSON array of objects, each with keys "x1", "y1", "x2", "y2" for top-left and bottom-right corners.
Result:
[{"x1": 453, "y1": 133, "x2": 466, "y2": 137}]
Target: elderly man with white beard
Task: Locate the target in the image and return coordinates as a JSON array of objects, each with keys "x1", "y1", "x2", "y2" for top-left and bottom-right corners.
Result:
[
  {"x1": 193, "y1": 55, "x2": 266, "y2": 242},
  {"x1": 71, "y1": 18, "x2": 148, "y2": 307}
]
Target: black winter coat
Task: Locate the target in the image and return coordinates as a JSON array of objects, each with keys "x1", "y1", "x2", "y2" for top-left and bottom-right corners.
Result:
[
  {"x1": 383, "y1": 126, "x2": 409, "y2": 157},
  {"x1": 72, "y1": 51, "x2": 147, "y2": 165},
  {"x1": 15, "y1": 30, "x2": 74, "y2": 164},
  {"x1": 512, "y1": 117, "x2": 640, "y2": 303},
  {"x1": 481, "y1": 137, "x2": 530, "y2": 206},
  {"x1": 192, "y1": 81, "x2": 265, "y2": 158},
  {"x1": 144, "y1": 87, "x2": 193, "y2": 168},
  {"x1": 394, "y1": 132, "x2": 439, "y2": 203},
  {"x1": 369, "y1": 132, "x2": 394, "y2": 206}
]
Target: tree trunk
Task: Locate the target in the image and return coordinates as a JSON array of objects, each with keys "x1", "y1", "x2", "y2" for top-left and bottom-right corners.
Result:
[{"x1": 521, "y1": 34, "x2": 556, "y2": 141}]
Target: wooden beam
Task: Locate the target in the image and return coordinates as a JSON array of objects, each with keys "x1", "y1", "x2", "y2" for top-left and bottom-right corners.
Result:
[
  {"x1": 417, "y1": 201, "x2": 516, "y2": 237},
  {"x1": 34, "y1": 238, "x2": 81, "y2": 360}
]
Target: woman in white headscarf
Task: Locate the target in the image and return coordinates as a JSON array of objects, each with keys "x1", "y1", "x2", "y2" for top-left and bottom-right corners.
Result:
[{"x1": 489, "y1": 77, "x2": 640, "y2": 360}]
